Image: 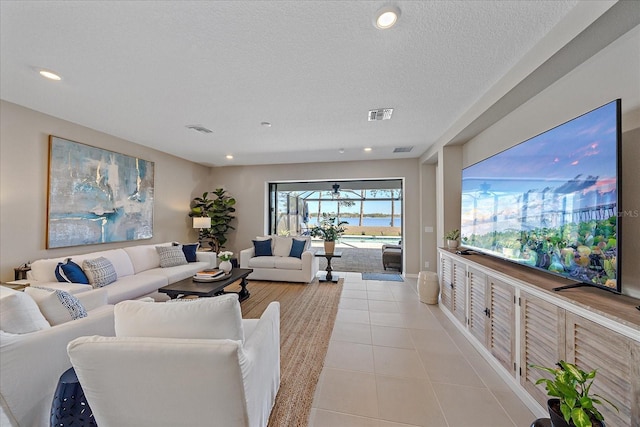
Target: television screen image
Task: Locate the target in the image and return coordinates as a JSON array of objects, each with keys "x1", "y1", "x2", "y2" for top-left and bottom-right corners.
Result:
[{"x1": 461, "y1": 99, "x2": 621, "y2": 293}]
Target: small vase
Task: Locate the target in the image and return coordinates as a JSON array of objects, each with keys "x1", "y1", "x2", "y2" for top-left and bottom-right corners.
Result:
[
  {"x1": 219, "y1": 260, "x2": 232, "y2": 274},
  {"x1": 324, "y1": 240, "x2": 335, "y2": 254},
  {"x1": 447, "y1": 239, "x2": 459, "y2": 250}
]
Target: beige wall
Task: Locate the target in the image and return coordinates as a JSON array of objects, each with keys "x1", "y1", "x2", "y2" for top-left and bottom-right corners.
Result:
[
  {"x1": 419, "y1": 163, "x2": 437, "y2": 272},
  {"x1": 210, "y1": 159, "x2": 422, "y2": 275},
  {"x1": 457, "y1": 26, "x2": 640, "y2": 298},
  {"x1": 0, "y1": 101, "x2": 211, "y2": 282}
]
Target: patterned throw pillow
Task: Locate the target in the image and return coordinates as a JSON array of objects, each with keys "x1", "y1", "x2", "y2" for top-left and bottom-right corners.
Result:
[
  {"x1": 156, "y1": 245, "x2": 188, "y2": 268},
  {"x1": 25, "y1": 286, "x2": 88, "y2": 325},
  {"x1": 82, "y1": 257, "x2": 118, "y2": 288},
  {"x1": 173, "y1": 242, "x2": 200, "y2": 262}
]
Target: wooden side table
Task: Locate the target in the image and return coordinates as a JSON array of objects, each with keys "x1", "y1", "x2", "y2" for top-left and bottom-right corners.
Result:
[
  {"x1": 315, "y1": 250, "x2": 342, "y2": 283},
  {"x1": 3, "y1": 280, "x2": 30, "y2": 291}
]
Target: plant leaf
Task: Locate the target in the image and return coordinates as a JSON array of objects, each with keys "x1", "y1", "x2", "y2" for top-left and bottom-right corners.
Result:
[
  {"x1": 571, "y1": 408, "x2": 590, "y2": 427},
  {"x1": 560, "y1": 361, "x2": 585, "y2": 383}
]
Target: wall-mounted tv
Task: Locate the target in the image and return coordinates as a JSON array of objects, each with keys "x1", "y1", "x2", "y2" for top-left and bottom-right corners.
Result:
[{"x1": 461, "y1": 99, "x2": 621, "y2": 293}]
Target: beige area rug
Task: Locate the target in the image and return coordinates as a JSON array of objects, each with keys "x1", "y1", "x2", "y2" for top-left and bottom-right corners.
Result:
[{"x1": 227, "y1": 279, "x2": 343, "y2": 427}]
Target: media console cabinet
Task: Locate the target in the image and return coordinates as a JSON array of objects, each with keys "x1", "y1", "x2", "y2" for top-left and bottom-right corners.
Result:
[{"x1": 438, "y1": 248, "x2": 639, "y2": 427}]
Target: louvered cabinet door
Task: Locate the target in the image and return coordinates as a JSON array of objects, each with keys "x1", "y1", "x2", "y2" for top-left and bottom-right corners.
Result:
[
  {"x1": 468, "y1": 267, "x2": 487, "y2": 345},
  {"x1": 520, "y1": 292, "x2": 566, "y2": 407},
  {"x1": 440, "y1": 255, "x2": 453, "y2": 312},
  {"x1": 566, "y1": 312, "x2": 640, "y2": 427},
  {"x1": 487, "y1": 277, "x2": 515, "y2": 376},
  {"x1": 451, "y1": 260, "x2": 467, "y2": 325}
]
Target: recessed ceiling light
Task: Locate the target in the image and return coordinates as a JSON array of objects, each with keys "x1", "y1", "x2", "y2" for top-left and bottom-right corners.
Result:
[
  {"x1": 38, "y1": 69, "x2": 62, "y2": 81},
  {"x1": 338, "y1": 148, "x2": 345, "y2": 154},
  {"x1": 226, "y1": 155, "x2": 234, "y2": 160},
  {"x1": 375, "y1": 5, "x2": 400, "y2": 29},
  {"x1": 364, "y1": 147, "x2": 373, "y2": 152},
  {"x1": 261, "y1": 122, "x2": 272, "y2": 127}
]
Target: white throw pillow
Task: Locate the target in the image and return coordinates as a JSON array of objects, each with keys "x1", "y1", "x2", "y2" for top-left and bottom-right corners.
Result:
[
  {"x1": 114, "y1": 294, "x2": 244, "y2": 342},
  {"x1": 24, "y1": 287, "x2": 88, "y2": 326},
  {"x1": 273, "y1": 236, "x2": 293, "y2": 257},
  {"x1": 83, "y1": 257, "x2": 118, "y2": 288},
  {"x1": 0, "y1": 286, "x2": 51, "y2": 333},
  {"x1": 156, "y1": 245, "x2": 188, "y2": 268}
]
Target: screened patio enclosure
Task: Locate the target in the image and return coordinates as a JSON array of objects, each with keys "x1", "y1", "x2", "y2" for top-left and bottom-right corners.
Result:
[
  {"x1": 268, "y1": 179, "x2": 403, "y2": 237},
  {"x1": 267, "y1": 179, "x2": 403, "y2": 273}
]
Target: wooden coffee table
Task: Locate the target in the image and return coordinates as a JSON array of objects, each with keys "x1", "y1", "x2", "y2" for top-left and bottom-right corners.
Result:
[{"x1": 158, "y1": 268, "x2": 253, "y2": 301}]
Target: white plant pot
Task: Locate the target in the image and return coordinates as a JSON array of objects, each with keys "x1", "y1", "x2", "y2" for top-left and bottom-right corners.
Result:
[
  {"x1": 219, "y1": 260, "x2": 232, "y2": 274},
  {"x1": 447, "y1": 239, "x2": 459, "y2": 250}
]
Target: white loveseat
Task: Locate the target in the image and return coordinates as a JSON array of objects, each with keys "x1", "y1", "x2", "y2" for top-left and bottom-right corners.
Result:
[
  {"x1": 240, "y1": 235, "x2": 318, "y2": 283},
  {"x1": 0, "y1": 286, "x2": 115, "y2": 427},
  {"x1": 68, "y1": 295, "x2": 280, "y2": 427},
  {"x1": 26, "y1": 242, "x2": 217, "y2": 304}
]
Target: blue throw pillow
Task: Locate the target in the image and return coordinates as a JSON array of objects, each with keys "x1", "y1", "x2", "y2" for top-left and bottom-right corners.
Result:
[
  {"x1": 55, "y1": 258, "x2": 90, "y2": 284},
  {"x1": 253, "y1": 239, "x2": 273, "y2": 257},
  {"x1": 182, "y1": 243, "x2": 199, "y2": 262},
  {"x1": 173, "y1": 242, "x2": 200, "y2": 262},
  {"x1": 289, "y1": 238, "x2": 306, "y2": 259}
]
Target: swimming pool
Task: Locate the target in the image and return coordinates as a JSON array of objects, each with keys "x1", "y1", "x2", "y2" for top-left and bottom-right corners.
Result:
[{"x1": 339, "y1": 235, "x2": 401, "y2": 244}]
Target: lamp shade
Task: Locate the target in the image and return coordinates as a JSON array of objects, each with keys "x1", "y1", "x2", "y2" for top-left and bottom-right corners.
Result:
[{"x1": 193, "y1": 217, "x2": 211, "y2": 229}]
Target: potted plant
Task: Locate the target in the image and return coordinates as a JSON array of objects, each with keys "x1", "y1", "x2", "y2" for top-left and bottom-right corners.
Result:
[
  {"x1": 310, "y1": 213, "x2": 348, "y2": 254},
  {"x1": 529, "y1": 360, "x2": 618, "y2": 427},
  {"x1": 217, "y1": 251, "x2": 234, "y2": 274},
  {"x1": 444, "y1": 229, "x2": 460, "y2": 249},
  {"x1": 189, "y1": 188, "x2": 236, "y2": 253}
]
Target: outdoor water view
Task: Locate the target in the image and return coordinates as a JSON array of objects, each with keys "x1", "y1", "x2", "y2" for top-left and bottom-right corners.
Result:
[
  {"x1": 270, "y1": 181, "x2": 403, "y2": 241},
  {"x1": 269, "y1": 180, "x2": 403, "y2": 273}
]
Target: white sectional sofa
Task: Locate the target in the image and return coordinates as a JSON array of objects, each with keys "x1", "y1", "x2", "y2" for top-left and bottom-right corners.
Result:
[
  {"x1": 26, "y1": 242, "x2": 217, "y2": 304},
  {"x1": 240, "y1": 235, "x2": 318, "y2": 283},
  {"x1": 0, "y1": 242, "x2": 217, "y2": 426}
]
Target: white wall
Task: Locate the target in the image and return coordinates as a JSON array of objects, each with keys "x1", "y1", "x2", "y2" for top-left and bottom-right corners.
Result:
[
  {"x1": 210, "y1": 159, "x2": 422, "y2": 275},
  {"x1": 458, "y1": 25, "x2": 640, "y2": 298},
  {"x1": 0, "y1": 101, "x2": 211, "y2": 282}
]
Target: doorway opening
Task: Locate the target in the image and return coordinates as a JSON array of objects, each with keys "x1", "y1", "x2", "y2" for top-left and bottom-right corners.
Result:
[{"x1": 268, "y1": 179, "x2": 403, "y2": 273}]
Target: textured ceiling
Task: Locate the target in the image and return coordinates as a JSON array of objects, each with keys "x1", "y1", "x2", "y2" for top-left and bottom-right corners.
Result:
[{"x1": 0, "y1": 1, "x2": 596, "y2": 166}]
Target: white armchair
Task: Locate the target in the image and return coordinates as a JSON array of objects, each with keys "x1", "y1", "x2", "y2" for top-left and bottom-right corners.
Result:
[{"x1": 67, "y1": 295, "x2": 280, "y2": 427}]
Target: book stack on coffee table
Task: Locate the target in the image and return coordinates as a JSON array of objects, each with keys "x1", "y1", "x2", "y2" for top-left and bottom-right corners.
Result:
[{"x1": 193, "y1": 269, "x2": 227, "y2": 282}]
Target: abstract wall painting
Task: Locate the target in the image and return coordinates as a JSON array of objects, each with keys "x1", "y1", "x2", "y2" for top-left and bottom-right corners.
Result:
[{"x1": 47, "y1": 136, "x2": 154, "y2": 248}]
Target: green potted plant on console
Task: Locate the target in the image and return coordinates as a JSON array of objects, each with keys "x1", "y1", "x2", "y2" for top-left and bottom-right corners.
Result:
[
  {"x1": 310, "y1": 213, "x2": 348, "y2": 254},
  {"x1": 530, "y1": 360, "x2": 618, "y2": 427},
  {"x1": 444, "y1": 229, "x2": 460, "y2": 250}
]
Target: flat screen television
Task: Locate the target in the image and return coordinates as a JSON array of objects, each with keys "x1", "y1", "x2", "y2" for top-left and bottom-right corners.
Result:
[{"x1": 460, "y1": 99, "x2": 621, "y2": 293}]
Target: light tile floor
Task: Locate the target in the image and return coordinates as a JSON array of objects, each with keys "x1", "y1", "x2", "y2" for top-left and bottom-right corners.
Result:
[{"x1": 309, "y1": 272, "x2": 537, "y2": 427}]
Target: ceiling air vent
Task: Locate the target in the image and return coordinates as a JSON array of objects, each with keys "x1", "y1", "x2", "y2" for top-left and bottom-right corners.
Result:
[
  {"x1": 368, "y1": 108, "x2": 394, "y2": 121},
  {"x1": 393, "y1": 146, "x2": 413, "y2": 153},
  {"x1": 185, "y1": 124, "x2": 213, "y2": 134}
]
